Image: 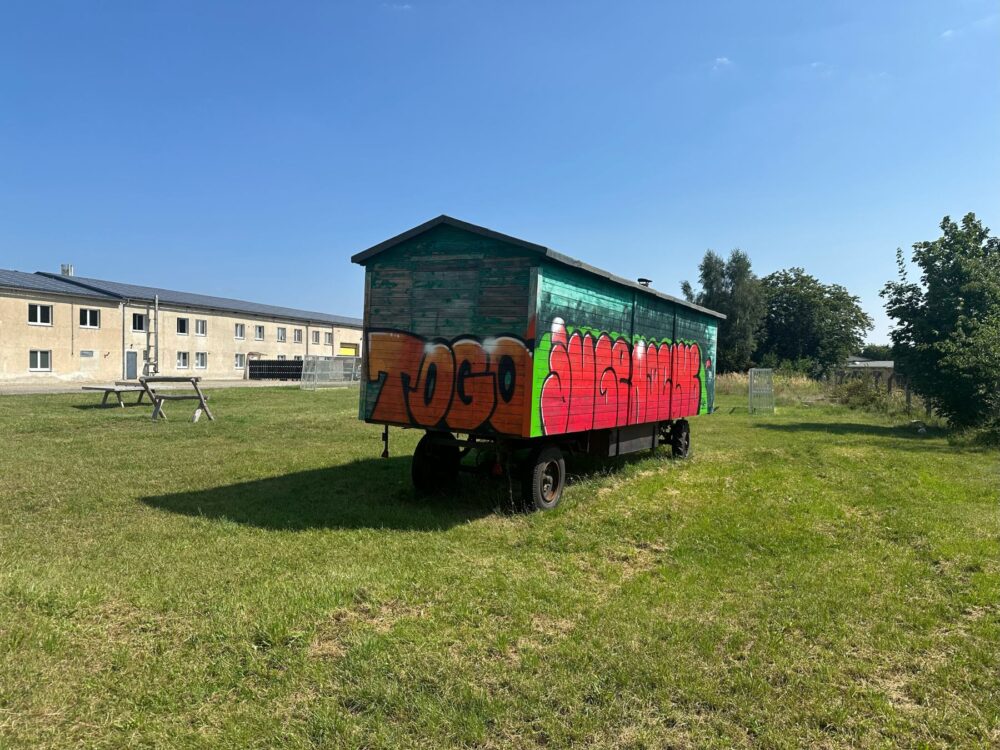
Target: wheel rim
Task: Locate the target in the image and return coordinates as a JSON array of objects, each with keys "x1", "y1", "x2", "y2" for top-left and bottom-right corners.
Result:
[{"x1": 540, "y1": 461, "x2": 561, "y2": 502}]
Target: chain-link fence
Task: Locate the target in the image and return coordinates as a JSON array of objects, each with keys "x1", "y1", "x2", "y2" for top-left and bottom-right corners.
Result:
[{"x1": 301, "y1": 355, "x2": 361, "y2": 389}]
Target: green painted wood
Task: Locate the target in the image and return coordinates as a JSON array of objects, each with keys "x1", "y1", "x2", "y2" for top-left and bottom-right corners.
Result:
[{"x1": 359, "y1": 223, "x2": 719, "y2": 439}]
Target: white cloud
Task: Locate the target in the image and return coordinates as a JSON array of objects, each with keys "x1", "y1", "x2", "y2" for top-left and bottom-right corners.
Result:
[
  {"x1": 712, "y1": 56, "x2": 732, "y2": 71},
  {"x1": 941, "y1": 13, "x2": 997, "y2": 40}
]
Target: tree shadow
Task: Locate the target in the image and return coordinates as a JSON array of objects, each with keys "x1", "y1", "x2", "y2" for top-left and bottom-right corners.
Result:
[
  {"x1": 754, "y1": 422, "x2": 949, "y2": 441},
  {"x1": 141, "y1": 456, "x2": 504, "y2": 532}
]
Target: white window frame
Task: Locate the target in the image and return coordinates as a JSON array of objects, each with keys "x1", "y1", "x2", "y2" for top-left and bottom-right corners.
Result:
[
  {"x1": 276, "y1": 354, "x2": 286, "y2": 361},
  {"x1": 293, "y1": 355, "x2": 303, "y2": 361},
  {"x1": 79, "y1": 349, "x2": 95, "y2": 358},
  {"x1": 195, "y1": 319, "x2": 207, "y2": 336},
  {"x1": 176, "y1": 351, "x2": 190, "y2": 369},
  {"x1": 324, "y1": 332, "x2": 333, "y2": 346},
  {"x1": 254, "y1": 325, "x2": 265, "y2": 341},
  {"x1": 276, "y1": 327, "x2": 287, "y2": 342},
  {"x1": 132, "y1": 313, "x2": 147, "y2": 332},
  {"x1": 176, "y1": 317, "x2": 190, "y2": 336},
  {"x1": 195, "y1": 352, "x2": 207, "y2": 370},
  {"x1": 293, "y1": 329, "x2": 303, "y2": 344},
  {"x1": 29, "y1": 349, "x2": 52, "y2": 371},
  {"x1": 234, "y1": 353, "x2": 245, "y2": 369},
  {"x1": 79, "y1": 308, "x2": 100, "y2": 329},
  {"x1": 28, "y1": 303, "x2": 53, "y2": 326},
  {"x1": 234, "y1": 323, "x2": 245, "y2": 340},
  {"x1": 312, "y1": 330, "x2": 320, "y2": 344}
]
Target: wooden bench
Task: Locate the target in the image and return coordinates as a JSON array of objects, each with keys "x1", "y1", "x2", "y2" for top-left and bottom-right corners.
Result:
[
  {"x1": 82, "y1": 385, "x2": 150, "y2": 408},
  {"x1": 137, "y1": 376, "x2": 214, "y2": 423}
]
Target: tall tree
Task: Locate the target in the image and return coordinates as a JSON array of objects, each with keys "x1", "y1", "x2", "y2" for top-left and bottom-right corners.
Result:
[
  {"x1": 882, "y1": 213, "x2": 1000, "y2": 427},
  {"x1": 756, "y1": 268, "x2": 872, "y2": 376},
  {"x1": 859, "y1": 343, "x2": 893, "y2": 361},
  {"x1": 682, "y1": 249, "x2": 766, "y2": 372}
]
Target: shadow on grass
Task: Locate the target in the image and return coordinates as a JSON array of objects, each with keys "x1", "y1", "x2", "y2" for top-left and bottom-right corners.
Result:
[
  {"x1": 141, "y1": 448, "x2": 679, "y2": 531},
  {"x1": 141, "y1": 456, "x2": 505, "y2": 531},
  {"x1": 754, "y1": 422, "x2": 949, "y2": 441},
  {"x1": 72, "y1": 402, "x2": 148, "y2": 411}
]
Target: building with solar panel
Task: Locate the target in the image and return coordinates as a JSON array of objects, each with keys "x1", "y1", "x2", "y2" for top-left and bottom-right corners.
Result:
[{"x1": 0, "y1": 266, "x2": 362, "y2": 382}]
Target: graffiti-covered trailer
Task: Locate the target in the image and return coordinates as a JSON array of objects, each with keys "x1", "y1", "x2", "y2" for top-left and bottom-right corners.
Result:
[{"x1": 352, "y1": 216, "x2": 724, "y2": 510}]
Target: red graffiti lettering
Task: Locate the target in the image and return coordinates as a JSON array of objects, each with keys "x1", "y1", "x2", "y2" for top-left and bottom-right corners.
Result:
[{"x1": 539, "y1": 320, "x2": 707, "y2": 436}]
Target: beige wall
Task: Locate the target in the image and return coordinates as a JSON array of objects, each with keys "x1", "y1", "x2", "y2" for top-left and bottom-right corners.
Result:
[
  {"x1": 0, "y1": 288, "x2": 361, "y2": 383},
  {"x1": 0, "y1": 291, "x2": 123, "y2": 382}
]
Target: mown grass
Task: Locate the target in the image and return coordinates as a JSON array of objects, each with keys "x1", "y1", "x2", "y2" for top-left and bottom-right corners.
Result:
[{"x1": 1, "y1": 387, "x2": 998, "y2": 748}]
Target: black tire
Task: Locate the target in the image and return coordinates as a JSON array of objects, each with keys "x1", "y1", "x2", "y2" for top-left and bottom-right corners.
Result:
[
  {"x1": 411, "y1": 432, "x2": 460, "y2": 494},
  {"x1": 671, "y1": 420, "x2": 691, "y2": 458},
  {"x1": 522, "y1": 445, "x2": 566, "y2": 511}
]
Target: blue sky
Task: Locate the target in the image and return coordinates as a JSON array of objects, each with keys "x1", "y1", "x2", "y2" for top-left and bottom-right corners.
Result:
[{"x1": 2, "y1": 1, "x2": 998, "y2": 342}]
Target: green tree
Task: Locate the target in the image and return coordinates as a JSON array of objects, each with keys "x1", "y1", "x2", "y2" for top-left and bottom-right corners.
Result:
[
  {"x1": 859, "y1": 343, "x2": 893, "y2": 361},
  {"x1": 756, "y1": 268, "x2": 872, "y2": 376},
  {"x1": 681, "y1": 249, "x2": 766, "y2": 372},
  {"x1": 881, "y1": 213, "x2": 1000, "y2": 427}
]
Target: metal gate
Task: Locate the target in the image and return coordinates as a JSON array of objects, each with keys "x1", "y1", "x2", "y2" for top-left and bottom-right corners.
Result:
[
  {"x1": 749, "y1": 368, "x2": 775, "y2": 414},
  {"x1": 301, "y1": 355, "x2": 361, "y2": 389}
]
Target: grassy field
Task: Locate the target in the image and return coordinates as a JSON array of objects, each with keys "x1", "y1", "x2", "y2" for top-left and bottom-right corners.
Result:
[{"x1": 1, "y1": 386, "x2": 998, "y2": 748}]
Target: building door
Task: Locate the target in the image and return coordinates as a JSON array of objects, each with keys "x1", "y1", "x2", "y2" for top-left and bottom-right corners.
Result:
[{"x1": 125, "y1": 351, "x2": 138, "y2": 380}]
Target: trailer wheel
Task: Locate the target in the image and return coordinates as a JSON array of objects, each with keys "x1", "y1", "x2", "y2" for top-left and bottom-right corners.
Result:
[
  {"x1": 671, "y1": 420, "x2": 691, "y2": 458},
  {"x1": 412, "y1": 432, "x2": 460, "y2": 494},
  {"x1": 523, "y1": 445, "x2": 565, "y2": 511}
]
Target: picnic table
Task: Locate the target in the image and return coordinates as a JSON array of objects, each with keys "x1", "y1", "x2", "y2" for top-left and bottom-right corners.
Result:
[
  {"x1": 82, "y1": 384, "x2": 150, "y2": 408},
  {"x1": 132, "y1": 376, "x2": 214, "y2": 423}
]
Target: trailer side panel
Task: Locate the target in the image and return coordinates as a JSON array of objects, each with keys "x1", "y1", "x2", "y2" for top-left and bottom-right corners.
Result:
[{"x1": 530, "y1": 263, "x2": 717, "y2": 437}]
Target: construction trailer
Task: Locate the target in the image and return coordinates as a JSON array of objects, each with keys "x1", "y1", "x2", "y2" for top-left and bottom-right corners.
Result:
[{"x1": 352, "y1": 216, "x2": 724, "y2": 510}]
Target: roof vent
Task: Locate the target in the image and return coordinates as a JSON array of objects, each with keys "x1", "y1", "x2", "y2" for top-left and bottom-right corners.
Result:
[
  {"x1": 60, "y1": 264, "x2": 74, "y2": 277},
  {"x1": 637, "y1": 277, "x2": 652, "y2": 287}
]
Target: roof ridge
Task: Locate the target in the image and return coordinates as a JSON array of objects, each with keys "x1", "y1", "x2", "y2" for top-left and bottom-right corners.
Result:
[{"x1": 30, "y1": 271, "x2": 361, "y2": 327}]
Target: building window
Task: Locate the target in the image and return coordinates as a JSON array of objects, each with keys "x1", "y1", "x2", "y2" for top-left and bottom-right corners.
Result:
[
  {"x1": 195, "y1": 319, "x2": 207, "y2": 336},
  {"x1": 293, "y1": 355, "x2": 303, "y2": 361},
  {"x1": 132, "y1": 313, "x2": 147, "y2": 332},
  {"x1": 324, "y1": 332, "x2": 333, "y2": 346},
  {"x1": 276, "y1": 354, "x2": 286, "y2": 361},
  {"x1": 254, "y1": 325, "x2": 265, "y2": 341},
  {"x1": 29, "y1": 350, "x2": 52, "y2": 371},
  {"x1": 277, "y1": 327, "x2": 287, "y2": 342},
  {"x1": 234, "y1": 323, "x2": 245, "y2": 340},
  {"x1": 234, "y1": 353, "x2": 245, "y2": 369},
  {"x1": 28, "y1": 304, "x2": 53, "y2": 326},
  {"x1": 312, "y1": 330, "x2": 320, "y2": 344},
  {"x1": 177, "y1": 317, "x2": 189, "y2": 335},
  {"x1": 293, "y1": 329, "x2": 303, "y2": 344},
  {"x1": 195, "y1": 352, "x2": 207, "y2": 369},
  {"x1": 79, "y1": 308, "x2": 100, "y2": 328},
  {"x1": 176, "y1": 351, "x2": 190, "y2": 369},
  {"x1": 80, "y1": 350, "x2": 95, "y2": 358}
]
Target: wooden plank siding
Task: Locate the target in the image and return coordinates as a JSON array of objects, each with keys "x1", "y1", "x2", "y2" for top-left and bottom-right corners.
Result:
[{"x1": 530, "y1": 263, "x2": 718, "y2": 437}]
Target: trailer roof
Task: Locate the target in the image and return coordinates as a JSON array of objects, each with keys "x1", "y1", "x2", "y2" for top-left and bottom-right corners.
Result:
[{"x1": 352, "y1": 215, "x2": 726, "y2": 320}]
